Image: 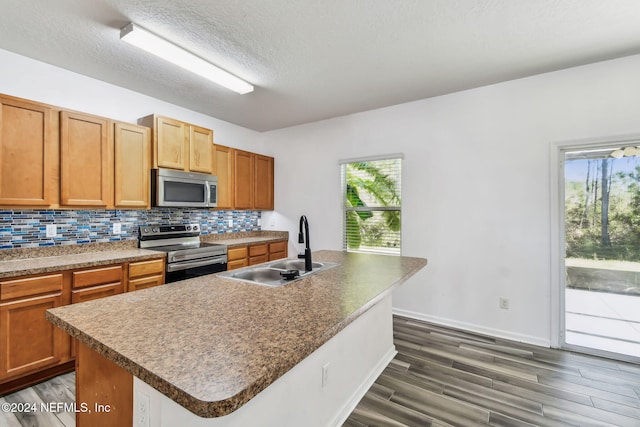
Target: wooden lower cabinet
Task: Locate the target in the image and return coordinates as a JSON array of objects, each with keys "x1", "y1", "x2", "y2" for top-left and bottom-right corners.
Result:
[
  {"x1": 227, "y1": 246, "x2": 248, "y2": 271},
  {"x1": 227, "y1": 241, "x2": 288, "y2": 270},
  {"x1": 71, "y1": 265, "x2": 124, "y2": 304},
  {"x1": 127, "y1": 258, "x2": 165, "y2": 292},
  {"x1": 0, "y1": 258, "x2": 165, "y2": 394},
  {"x1": 268, "y1": 241, "x2": 287, "y2": 261},
  {"x1": 0, "y1": 273, "x2": 69, "y2": 384},
  {"x1": 249, "y1": 243, "x2": 268, "y2": 266}
]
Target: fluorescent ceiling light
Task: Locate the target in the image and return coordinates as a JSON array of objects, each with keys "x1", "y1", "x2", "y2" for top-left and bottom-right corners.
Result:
[{"x1": 120, "y1": 22, "x2": 254, "y2": 95}]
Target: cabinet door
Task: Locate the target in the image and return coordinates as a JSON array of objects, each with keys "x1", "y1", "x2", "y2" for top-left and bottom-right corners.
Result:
[
  {"x1": 114, "y1": 122, "x2": 150, "y2": 208},
  {"x1": 0, "y1": 96, "x2": 57, "y2": 206},
  {"x1": 60, "y1": 111, "x2": 112, "y2": 207},
  {"x1": 234, "y1": 149, "x2": 255, "y2": 209},
  {"x1": 189, "y1": 126, "x2": 213, "y2": 174},
  {"x1": 71, "y1": 282, "x2": 123, "y2": 304},
  {"x1": 155, "y1": 116, "x2": 187, "y2": 170},
  {"x1": 128, "y1": 275, "x2": 164, "y2": 292},
  {"x1": 254, "y1": 155, "x2": 274, "y2": 210},
  {"x1": 0, "y1": 293, "x2": 64, "y2": 380},
  {"x1": 213, "y1": 144, "x2": 234, "y2": 209}
]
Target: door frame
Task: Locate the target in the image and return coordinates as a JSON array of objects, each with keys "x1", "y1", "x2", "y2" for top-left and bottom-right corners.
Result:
[{"x1": 550, "y1": 134, "x2": 640, "y2": 362}]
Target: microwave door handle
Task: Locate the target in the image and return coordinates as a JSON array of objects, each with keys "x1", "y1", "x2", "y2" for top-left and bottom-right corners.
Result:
[{"x1": 205, "y1": 182, "x2": 211, "y2": 207}]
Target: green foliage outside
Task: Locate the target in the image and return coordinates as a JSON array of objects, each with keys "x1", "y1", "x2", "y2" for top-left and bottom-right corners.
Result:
[
  {"x1": 565, "y1": 158, "x2": 640, "y2": 261},
  {"x1": 345, "y1": 160, "x2": 401, "y2": 251}
]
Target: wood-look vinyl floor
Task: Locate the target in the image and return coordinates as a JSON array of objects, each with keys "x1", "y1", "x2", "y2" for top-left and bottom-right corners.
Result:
[
  {"x1": 343, "y1": 316, "x2": 640, "y2": 427},
  {"x1": 2, "y1": 318, "x2": 640, "y2": 427},
  {"x1": 0, "y1": 372, "x2": 75, "y2": 427}
]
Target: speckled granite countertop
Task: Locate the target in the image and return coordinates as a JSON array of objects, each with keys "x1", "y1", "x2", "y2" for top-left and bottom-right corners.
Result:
[
  {"x1": 46, "y1": 250, "x2": 427, "y2": 418},
  {"x1": 0, "y1": 241, "x2": 164, "y2": 279},
  {"x1": 0, "y1": 232, "x2": 289, "y2": 279},
  {"x1": 201, "y1": 230, "x2": 288, "y2": 247}
]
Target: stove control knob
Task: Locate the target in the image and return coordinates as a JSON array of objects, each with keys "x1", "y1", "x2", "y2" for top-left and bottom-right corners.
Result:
[
  {"x1": 152, "y1": 227, "x2": 159, "y2": 233},
  {"x1": 142, "y1": 227, "x2": 150, "y2": 233},
  {"x1": 192, "y1": 225, "x2": 199, "y2": 231},
  {"x1": 186, "y1": 225, "x2": 192, "y2": 231}
]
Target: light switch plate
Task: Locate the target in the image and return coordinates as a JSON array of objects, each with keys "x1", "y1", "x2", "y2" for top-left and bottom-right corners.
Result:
[{"x1": 113, "y1": 223, "x2": 121, "y2": 235}]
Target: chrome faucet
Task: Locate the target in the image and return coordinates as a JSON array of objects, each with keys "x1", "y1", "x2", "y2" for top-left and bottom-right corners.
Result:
[{"x1": 298, "y1": 215, "x2": 312, "y2": 271}]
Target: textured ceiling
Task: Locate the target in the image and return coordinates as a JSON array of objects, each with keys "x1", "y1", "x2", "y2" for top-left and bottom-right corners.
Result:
[{"x1": 1, "y1": 0, "x2": 640, "y2": 131}]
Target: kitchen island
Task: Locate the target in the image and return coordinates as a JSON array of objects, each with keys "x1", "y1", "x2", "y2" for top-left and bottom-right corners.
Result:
[{"x1": 46, "y1": 250, "x2": 427, "y2": 426}]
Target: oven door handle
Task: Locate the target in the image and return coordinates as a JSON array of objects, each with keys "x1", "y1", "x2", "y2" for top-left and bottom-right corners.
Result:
[{"x1": 166, "y1": 257, "x2": 227, "y2": 272}]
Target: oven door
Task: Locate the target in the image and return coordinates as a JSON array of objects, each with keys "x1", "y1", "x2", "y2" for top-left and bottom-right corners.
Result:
[{"x1": 165, "y1": 256, "x2": 227, "y2": 283}]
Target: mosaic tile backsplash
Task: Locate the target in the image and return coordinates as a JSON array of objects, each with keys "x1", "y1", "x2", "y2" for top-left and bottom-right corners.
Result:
[{"x1": 0, "y1": 209, "x2": 261, "y2": 249}]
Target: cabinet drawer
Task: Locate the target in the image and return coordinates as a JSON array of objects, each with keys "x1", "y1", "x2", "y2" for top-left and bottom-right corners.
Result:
[
  {"x1": 249, "y1": 254, "x2": 268, "y2": 266},
  {"x1": 0, "y1": 273, "x2": 64, "y2": 301},
  {"x1": 228, "y1": 246, "x2": 248, "y2": 261},
  {"x1": 71, "y1": 282, "x2": 124, "y2": 304},
  {"x1": 249, "y1": 244, "x2": 268, "y2": 257},
  {"x1": 128, "y1": 258, "x2": 164, "y2": 279},
  {"x1": 227, "y1": 259, "x2": 248, "y2": 271},
  {"x1": 72, "y1": 266, "x2": 123, "y2": 290},
  {"x1": 269, "y1": 241, "x2": 286, "y2": 254},
  {"x1": 128, "y1": 275, "x2": 164, "y2": 292},
  {"x1": 269, "y1": 251, "x2": 286, "y2": 261}
]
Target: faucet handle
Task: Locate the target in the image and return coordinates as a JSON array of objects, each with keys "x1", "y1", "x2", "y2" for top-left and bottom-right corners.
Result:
[{"x1": 297, "y1": 252, "x2": 305, "y2": 259}]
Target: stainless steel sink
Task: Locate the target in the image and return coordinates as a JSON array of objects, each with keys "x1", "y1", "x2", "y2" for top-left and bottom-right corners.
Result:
[
  {"x1": 268, "y1": 260, "x2": 325, "y2": 271},
  {"x1": 218, "y1": 259, "x2": 339, "y2": 287}
]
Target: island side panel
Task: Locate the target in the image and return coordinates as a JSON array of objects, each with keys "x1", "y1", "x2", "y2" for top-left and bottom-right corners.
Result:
[
  {"x1": 134, "y1": 294, "x2": 395, "y2": 427},
  {"x1": 76, "y1": 341, "x2": 133, "y2": 427}
]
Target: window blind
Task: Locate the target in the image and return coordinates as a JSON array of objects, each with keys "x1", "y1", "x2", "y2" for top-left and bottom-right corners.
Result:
[{"x1": 340, "y1": 155, "x2": 402, "y2": 255}]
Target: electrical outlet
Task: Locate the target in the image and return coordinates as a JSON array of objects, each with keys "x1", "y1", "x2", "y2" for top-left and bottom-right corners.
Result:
[
  {"x1": 322, "y1": 363, "x2": 330, "y2": 387},
  {"x1": 136, "y1": 392, "x2": 150, "y2": 427},
  {"x1": 113, "y1": 222, "x2": 121, "y2": 235},
  {"x1": 499, "y1": 297, "x2": 509, "y2": 310},
  {"x1": 228, "y1": 219, "x2": 233, "y2": 228},
  {"x1": 45, "y1": 224, "x2": 57, "y2": 238}
]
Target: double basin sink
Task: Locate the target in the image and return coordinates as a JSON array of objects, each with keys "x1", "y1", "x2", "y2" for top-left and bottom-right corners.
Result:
[{"x1": 219, "y1": 259, "x2": 339, "y2": 287}]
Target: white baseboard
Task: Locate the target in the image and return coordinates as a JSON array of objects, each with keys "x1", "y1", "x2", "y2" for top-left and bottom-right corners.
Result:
[
  {"x1": 392, "y1": 308, "x2": 551, "y2": 348},
  {"x1": 330, "y1": 346, "x2": 397, "y2": 427}
]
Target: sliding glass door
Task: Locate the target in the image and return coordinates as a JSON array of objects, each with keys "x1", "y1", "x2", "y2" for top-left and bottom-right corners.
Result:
[{"x1": 561, "y1": 143, "x2": 640, "y2": 360}]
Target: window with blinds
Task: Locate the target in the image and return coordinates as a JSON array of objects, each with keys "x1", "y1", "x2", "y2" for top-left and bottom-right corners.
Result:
[{"x1": 341, "y1": 155, "x2": 402, "y2": 255}]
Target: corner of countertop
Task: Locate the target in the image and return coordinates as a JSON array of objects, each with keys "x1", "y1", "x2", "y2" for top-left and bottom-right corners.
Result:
[{"x1": 200, "y1": 230, "x2": 289, "y2": 246}]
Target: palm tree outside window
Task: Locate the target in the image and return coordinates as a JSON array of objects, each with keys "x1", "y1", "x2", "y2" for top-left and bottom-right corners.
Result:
[{"x1": 340, "y1": 155, "x2": 403, "y2": 255}]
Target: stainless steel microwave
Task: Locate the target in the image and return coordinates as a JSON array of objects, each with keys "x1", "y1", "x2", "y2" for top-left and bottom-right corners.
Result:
[{"x1": 152, "y1": 168, "x2": 218, "y2": 208}]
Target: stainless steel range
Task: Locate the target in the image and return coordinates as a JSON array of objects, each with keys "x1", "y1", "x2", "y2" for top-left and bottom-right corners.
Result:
[{"x1": 139, "y1": 224, "x2": 227, "y2": 283}]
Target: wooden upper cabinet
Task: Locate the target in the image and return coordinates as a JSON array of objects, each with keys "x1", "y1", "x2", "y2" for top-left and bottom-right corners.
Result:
[
  {"x1": 254, "y1": 154, "x2": 274, "y2": 210},
  {"x1": 213, "y1": 144, "x2": 234, "y2": 209},
  {"x1": 0, "y1": 95, "x2": 58, "y2": 206},
  {"x1": 60, "y1": 111, "x2": 112, "y2": 207},
  {"x1": 189, "y1": 126, "x2": 213, "y2": 174},
  {"x1": 114, "y1": 122, "x2": 150, "y2": 208},
  {"x1": 154, "y1": 116, "x2": 188, "y2": 170},
  {"x1": 234, "y1": 149, "x2": 255, "y2": 210},
  {"x1": 142, "y1": 115, "x2": 213, "y2": 173}
]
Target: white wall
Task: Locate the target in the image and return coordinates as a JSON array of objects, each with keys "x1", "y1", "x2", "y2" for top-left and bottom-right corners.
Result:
[
  {"x1": 261, "y1": 54, "x2": 640, "y2": 346},
  {"x1": 0, "y1": 48, "x2": 262, "y2": 151},
  {"x1": 3, "y1": 46, "x2": 640, "y2": 346}
]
